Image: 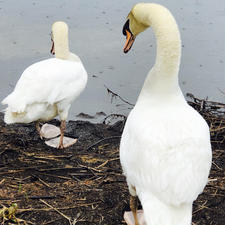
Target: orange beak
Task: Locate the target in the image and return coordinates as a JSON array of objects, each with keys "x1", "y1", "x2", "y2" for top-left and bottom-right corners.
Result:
[
  {"x1": 123, "y1": 30, "x2": 135, "y2": 53},
  {"x1": 50, "y1": 40, "x2": 55, "y2": 55}
]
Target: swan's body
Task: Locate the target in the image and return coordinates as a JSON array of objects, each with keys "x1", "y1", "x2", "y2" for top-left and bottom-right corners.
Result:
[
  {"x1": 2, "y1": 58, "x2": 87, "y2": 123},
  {"x1": 120, "y1": 3, "x2": 212, "y2": 225},
  {"x1": 2, "y1": 21, "x2": 87, "y2": 148}
]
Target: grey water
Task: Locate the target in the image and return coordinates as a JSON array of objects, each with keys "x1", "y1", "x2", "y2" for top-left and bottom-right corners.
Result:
[{"x1": 0, "y1": 0, "x2": 224, "y2": 122}]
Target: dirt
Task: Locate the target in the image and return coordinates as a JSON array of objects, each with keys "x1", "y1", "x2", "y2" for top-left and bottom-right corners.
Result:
[{"x1": 0, "y1": 97, "x2": 224, "y2": 225}]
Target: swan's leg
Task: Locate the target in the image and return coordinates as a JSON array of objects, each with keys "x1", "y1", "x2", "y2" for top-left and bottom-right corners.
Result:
[
  {"x1": 124, "y1": 185, "x2": 146, "y2": 225},
  {"x1": 43, "y1": 104, "x2": 77, "y2": 148},
  {"x1": 129, "y1": 185, "x2": 139, "y2": 225},
  {"x1": 35, "y1": 121, "x2": 44, "y2": 139},
  {"x1": 50, "y1": 102, "x2": 77, "y2": 149},
  {"x1": 58, "y1": 120, "x2": 66, "y2": 149},
  {"x1": 130, "y1": 195, "x2": 139, "y2": 225}
]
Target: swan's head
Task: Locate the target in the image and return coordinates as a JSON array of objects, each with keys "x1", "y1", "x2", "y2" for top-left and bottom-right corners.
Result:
[
  {"x1": 122, "y1": 3, "x2": 151, "y2": 53},
  {"x1": 51, "y1": 21, "x2": 69, "y2": 59}
]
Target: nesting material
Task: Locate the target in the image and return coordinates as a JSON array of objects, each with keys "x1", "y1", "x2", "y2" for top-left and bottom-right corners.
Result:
[
  {"x1": 45, "y1": 137, "x2": 77, "y2": 148},
  {"x1": 40, "y1": 123, "x2": 60, "y2": 139},
  {"x1": 124, "y1": 210, "x2": 147, "y2": 225}
]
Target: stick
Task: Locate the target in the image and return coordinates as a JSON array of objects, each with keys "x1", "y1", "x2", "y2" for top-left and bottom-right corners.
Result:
[
  {"x1": 37, "y1": 177, "x2": 52, "y2": 188},
  {"x1": 17, "y1": 201, "x2": 102, "y2": 213},
  {"x1": 104, "y1": 84, "x2": 134, "y2": 106},
  {"x1": 86, "y1": 136, "x2": 121, "y2": 151},
  {"x1": 39, "y1": 199, "x2": 72, "y2": 225}
]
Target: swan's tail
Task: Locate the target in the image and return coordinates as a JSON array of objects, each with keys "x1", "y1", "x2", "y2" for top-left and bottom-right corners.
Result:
[
  {"x1": 2, "y1": 101, "x2": 57, "y2": 124},
  {"x1": 139, "y1": 192, "x2": 192, "y2": 225},
  {"x1": 2, "y1": 94, "x2": 28, "y2": 124},
  {"x1": 3, "y1": 107, "x2": 27, "y2": 124}
]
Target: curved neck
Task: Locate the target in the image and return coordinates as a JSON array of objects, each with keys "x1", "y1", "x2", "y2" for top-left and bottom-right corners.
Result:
[
  {"x1": 153, "y1": 18, "x2": 181, "y2": 76},
  {"x1": 136, "y1": 4, "x2": 182, "y2": 100}
]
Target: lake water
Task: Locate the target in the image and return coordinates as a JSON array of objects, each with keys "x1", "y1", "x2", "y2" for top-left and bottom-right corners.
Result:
[{"x1": 0, "y1": 0, "x2": 224, "y2": 122}]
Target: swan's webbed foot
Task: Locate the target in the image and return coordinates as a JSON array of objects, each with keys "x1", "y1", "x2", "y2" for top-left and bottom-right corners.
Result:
[
  {"x1": 45, "y1": 136, "x2": 77, "y2": 148},
  {"x1": 124, "y1": 210, "x2": 146, "y2": 225},
  {"x1": 44, "y1": 121, "x2": 77, "y2": 148},
  {"x1": 40, "y1": 123, "x2": 60, "y2": 139}
]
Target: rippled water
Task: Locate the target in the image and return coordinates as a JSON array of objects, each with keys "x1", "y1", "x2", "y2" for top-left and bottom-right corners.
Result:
[{"x1": 0, "y1": 0, "x2": 224, "y2": 121}]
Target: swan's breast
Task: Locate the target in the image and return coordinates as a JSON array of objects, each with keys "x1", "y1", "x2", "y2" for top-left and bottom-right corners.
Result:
[{"x1": 120, "y1": 102, "x2": 211, "y2": 204}]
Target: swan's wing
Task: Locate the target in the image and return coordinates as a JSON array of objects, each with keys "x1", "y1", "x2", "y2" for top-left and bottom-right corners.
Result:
[
  {"x1": 120, "y1": 106, "x2": 212, "y2": 205},
  {"x1": 2, "y1": 58, "x2": 87, "y2": 112}
]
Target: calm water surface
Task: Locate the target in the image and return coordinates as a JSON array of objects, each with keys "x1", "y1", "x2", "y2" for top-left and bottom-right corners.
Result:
[{"x1": 0, "y1": 0, "x2": 224, "y2": 121}]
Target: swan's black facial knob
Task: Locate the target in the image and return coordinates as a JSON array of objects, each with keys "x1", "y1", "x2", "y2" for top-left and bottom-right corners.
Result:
[
  {"x1": 123, "y1": 20, "x2": 130, "y2": 36},
  {"x1": 50, "y1": 32, "x2": 55, "y2": 55}
]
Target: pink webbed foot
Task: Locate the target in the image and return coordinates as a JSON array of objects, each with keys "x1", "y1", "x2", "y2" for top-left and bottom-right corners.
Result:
[
  {"x1": 45, "y1": 136, "x2": 77, "y2": 148},
  {"x1": 40, "y1": 123, "x2": 61, "y2": 139},
  {"x1": 124, "y1": 210, "x2": 147, "y2": 225},
  {"x1": 39, "y1": 123, "x2": 77, "y2": 149}
]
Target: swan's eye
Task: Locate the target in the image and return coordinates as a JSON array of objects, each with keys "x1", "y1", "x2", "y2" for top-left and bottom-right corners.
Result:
[{"x1": 122, "y1": 20, "x2": 130, "y2": 36}]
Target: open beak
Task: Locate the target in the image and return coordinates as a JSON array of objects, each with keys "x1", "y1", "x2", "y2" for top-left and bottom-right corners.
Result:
[
  {"x1": 50, "y1": 39, "x2": 55, "y2": 55},
  {"x1": 123, "y1": 30, "x2": 135, "y2": 54}
]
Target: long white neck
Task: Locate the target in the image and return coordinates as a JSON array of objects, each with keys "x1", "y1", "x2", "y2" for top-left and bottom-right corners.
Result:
[
  {"x1": 54, "y1": 35, "x2": 70, "y2": 60},
  {"x1": 52, "y1": 22, "x2": 71, "y2": 60},
  {"x1": 136, "y1": 4, "x2": 182, "y2": 101},
  {"x1": 54, "y1": 38, "x2": 80, "y2": 62}
]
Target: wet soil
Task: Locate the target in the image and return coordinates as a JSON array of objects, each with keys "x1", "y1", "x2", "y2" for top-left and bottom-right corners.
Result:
[{"x1": 0, "y1": 98, "x2": 224, "y2": 225}]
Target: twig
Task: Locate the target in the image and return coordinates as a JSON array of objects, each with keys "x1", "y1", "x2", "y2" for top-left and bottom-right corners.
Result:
[
  {"x1": 78, "y1": 164, "x2": 103, "y2": 173},
  {"x1": 86, "y1": 136, "x2": 121, "y2": 151},
  {"x1": 42, "y1": 218, "x2": 62, "y2": 225},
  {"x1": 212, "y1": 161, "x2": 223, "y2": 171},
  {"x1": 0, "y1": 170, "x2": 24, "y2": 175},
  {"x1": 29, "y1": 196, "x2": 59, "y2": 200},
  {"x1": 38, "y1": 167, "x2": 83, "y2": 172},
  {"x1": 33, "y1": 154, "x2": 73, "y2": 161},
  {"x1": 187, "y1": 93, "x2": 225, "y2": 106},
  {"x1": 96, "y1": 157, "x2": 120, "y2": 169},
  {"x1": 36, "y1": 172, "x2": 71, "y2": 180},
  {"x1": 0, "y1": 196, "x2": 58, "y2": 201},
  {"x1": 0, "y1": 179, "x2": 5, "y2": 185},
  {"x1": 37, "y1": 176, "x2": 53, "y2": 188},
  {"x1": 17, "y1": 201, "x2": 102, "y2": 213},
  {"x1": 210, "y1": 126, "x2": 225, "y2": 132},
  {"x1": 104, "y1": 85, "x2": 134, "y2": 106},
  {"x1": 39, "y1": 199, "x2": 72, "y2": 225},
  {"x1": 0, "y1": 149, "x2": 7, "y2": 156},
  {"x1": 193, "y1": 200, "x2": 211, "y2": 214}
]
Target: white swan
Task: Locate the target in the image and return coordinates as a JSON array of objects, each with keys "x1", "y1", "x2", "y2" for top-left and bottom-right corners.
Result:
[
  {"x1": 120, "y1": 3, "x2": 212, "y2": 225},
  {"x1": 2, "y1": 21, "x2": 88, "y2": 148}
]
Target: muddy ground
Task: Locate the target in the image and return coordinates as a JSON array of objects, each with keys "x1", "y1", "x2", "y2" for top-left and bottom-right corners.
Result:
[{"x1": 0, "y1": 97, "x2": 225, "y2": 225}]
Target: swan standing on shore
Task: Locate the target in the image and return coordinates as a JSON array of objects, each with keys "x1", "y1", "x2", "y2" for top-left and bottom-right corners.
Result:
[
  {"x1": 2, "y1": 21, "x2": 88, "y2": 148},
  {"x1": 120, "y1": 3, "x2": 212, "y2": 225}
]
